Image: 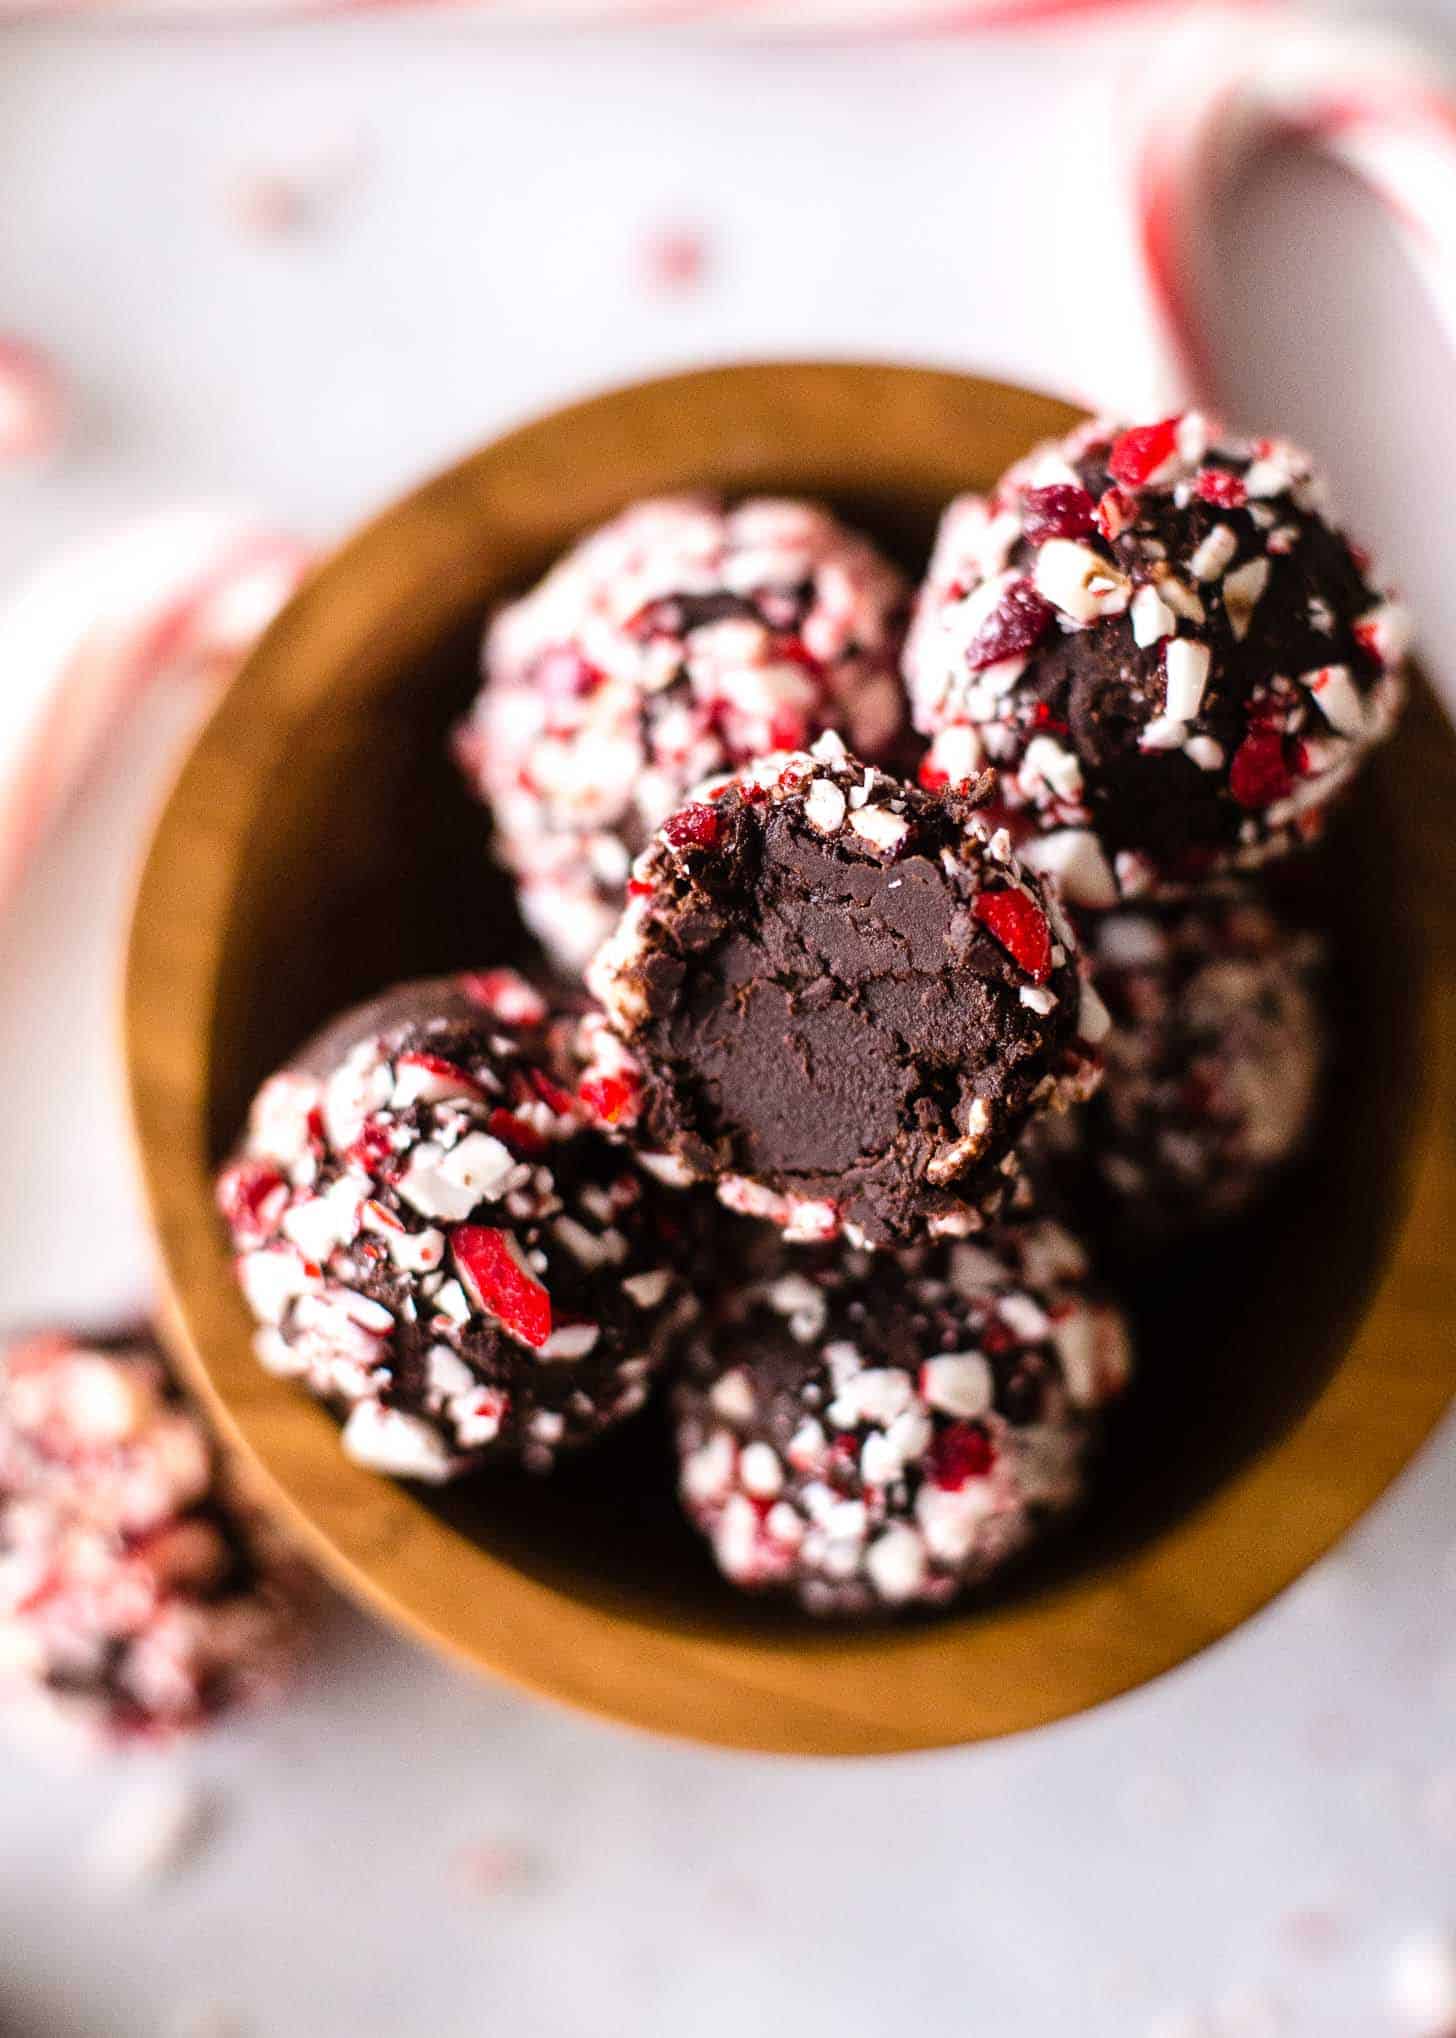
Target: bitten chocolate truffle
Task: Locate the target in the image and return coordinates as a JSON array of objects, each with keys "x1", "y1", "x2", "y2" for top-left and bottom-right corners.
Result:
[
  {"x1": 586, "y1": 736, "x2": 1107, "y2": 1247},
  {"x1": 1069, "y1": 889, "x2": 1326, "y2": 1242},
  {"x1": 0, "y1": 1332, "x2": 308, "y2": 1751},
  {"x1": 217, "y1": 972, "x2": 696, "y2": 1482},
  {"x1": 456, "y1": 494, "x2": 910, "y2": 971},
  {"x1": 674, "y1": 1219, "x2": 1132, "y2": 1615},
  {"x1": 904, "y1": 413, "x2": 1408, "y2": 907}
]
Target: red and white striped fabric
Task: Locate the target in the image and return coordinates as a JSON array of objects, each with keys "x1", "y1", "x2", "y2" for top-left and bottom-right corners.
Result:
[
  {"x1": 2, "y1": 0, "x2": 1453, "y2": 915},
  {"x1": 0, "y1": 512, "x2": 310, "y2": 911}
]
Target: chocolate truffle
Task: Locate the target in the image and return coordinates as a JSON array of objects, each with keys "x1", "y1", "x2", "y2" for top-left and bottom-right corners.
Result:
[
  {"x1": 456, "y1": 494, "x2": 910, "y2": 971},
  {"x1": 674, "y1": 1219, "x2": 1132, "y2": 1615},
  {"x1": 586, "y1": 736, "x2": 1107, "y2": 1247},
  {"x1": 0, "y1": 1332, "x2": 308, "y2": 1751},
  {"x1": 217, "y1": 972, "x2": 696, "y2": 1481},
  {"x1": 1068, "y1": 889, "x2": 1326, "y2": 1242},
  {"x1": 904, "y1": 413, "x2": 1408, "y2": 906}
]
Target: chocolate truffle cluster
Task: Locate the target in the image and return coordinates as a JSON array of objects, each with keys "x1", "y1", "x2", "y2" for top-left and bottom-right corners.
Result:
[{"x1": 217, "y1": 427, "x2": 1402, "y2": 1620}]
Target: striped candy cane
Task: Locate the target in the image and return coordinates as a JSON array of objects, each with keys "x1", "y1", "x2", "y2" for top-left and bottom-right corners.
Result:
[
  {"x1": 0, "y1": 512, "x2": 311, "y2": 911},
  {"x1": 1123, "y1": 7, "x2": 1456, "y2": 408},
  {"x1": 1, "y1": 0, "x2": 1183, "y2": 20},
  {"x1": 3, "y1": 1, "x2": 1456, "y2": 914}
]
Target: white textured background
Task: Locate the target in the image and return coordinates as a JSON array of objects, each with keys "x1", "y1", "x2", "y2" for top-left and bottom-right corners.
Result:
[{"x1": 3, "y1": 14, "x2": 1456, "y2": 2037}]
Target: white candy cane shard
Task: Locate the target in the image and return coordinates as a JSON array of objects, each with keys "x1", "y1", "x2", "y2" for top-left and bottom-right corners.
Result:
[
  {"x1": 1033, "y1": 540, "x2": 1131, "y2": 623},
  {"x1": 1301, "y1": 663, "x2": 1366, "y2": 737},
  {"x1": 1130, "y1": 582, "x2": 1176, "y2": 646},
  {"x1": 1189, "y1": 524, "x2": 1237, "y2": 582},
  {"x1": 1222, "y1": 559, "x2": 1269, "y2": 640},
  {"x1": 341, "y1": 1402, "x2": 459, "y2": 1483},
  {"x1": 1162, "y1": 639, "x2": 1211, "y2": 723},
  {"x1": 1019, "y1": 827, "x2": 1119, "y2": 910}
]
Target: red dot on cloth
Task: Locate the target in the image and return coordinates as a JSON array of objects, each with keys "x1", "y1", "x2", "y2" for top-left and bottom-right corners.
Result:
[
  {"x1": 0, "y1": 338, "x2": 64, "y2": 463},
  {"x1": 638, "y1": 225, "x2": 711, "y2": 294},
  {"x1": 229, "y1": 172, "x2": 315, "y2": 238}
]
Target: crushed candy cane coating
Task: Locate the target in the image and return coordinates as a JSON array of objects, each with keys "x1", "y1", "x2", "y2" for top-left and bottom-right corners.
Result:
[
  {"x1": 217, "y1": 973, "x2": 697, "y2": 1479},
  {"x1": 1033, "y1": 888, "x2": 1327, "y2": 1244},
  {"x1": 904, "y1": 414, "x2": 1407, "y2": 906},
  {"x1": 674, "y1": 1218, "x2": 1131, "y2": 1615},
  {"x1": 0, "y1": 1332, "x2": 308, "y2": 1751}
]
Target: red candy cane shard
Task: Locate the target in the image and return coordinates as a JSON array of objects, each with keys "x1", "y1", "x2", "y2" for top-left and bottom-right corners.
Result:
[
  {"x1": 452, "y1": 1228, "x2": 553, "y2": 1350},
  {"x1": 972, "y1": 888, "x2": 1053, "y2": 983}
]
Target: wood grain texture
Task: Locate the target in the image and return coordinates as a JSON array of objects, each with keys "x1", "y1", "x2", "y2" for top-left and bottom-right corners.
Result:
[{"x1": 124, "y1": 362, "x2": 1456, "y2": 1755}]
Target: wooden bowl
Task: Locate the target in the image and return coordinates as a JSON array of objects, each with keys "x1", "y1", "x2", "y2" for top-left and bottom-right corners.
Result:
[{"x1": 125, "y1": 362, "x2": 1456, "y2": 1755}]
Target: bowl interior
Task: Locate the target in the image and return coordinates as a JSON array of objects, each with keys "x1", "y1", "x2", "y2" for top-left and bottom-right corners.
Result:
[{"x1": 129, "y1": 363, "x2": 1455, "y2": 1748}]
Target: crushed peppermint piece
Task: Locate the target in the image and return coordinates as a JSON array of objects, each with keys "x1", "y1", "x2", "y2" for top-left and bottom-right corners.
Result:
[
  {"x1": 972, "y1": 887, "x2": 1053, "y2": 983},
  {"x1": 454, "y1": 1228, "x2": 552, "y2": 1348},
  {"x1": 804, "y1": 778, "x2": 848, "y2": 833},
  {"x1": 921, "y1": 1352, "x2": 993, "y2": 1418},
  {"x1": 1130, "y1": 582, "x2": 1176, "y2": 646},
  {"x1": 1021, "y1": 734, "x2": 1083, "y2": 802},
  {"x1": 1189, "y1": 523, "x2": 1238, "y2": 582},
  {"x1": 1230, "y1": 727, "x2": 1296, "y2": 809},
  {"x1": 1033, "y1": 539, "x2": 1131, "y2": 622},
  {"x1": 849, "y1": 804, "x2": 909, "y2": 852},
  {"x1": 1222, "y1": 556, "x2": 1270, "y2": 640},
  {"x1": 343, "y1": 1402, "x2": 460, "y2": 1482},
  {"x1": 1194, "y1": 466, "x2": 1246, "y2": 509},
  {"x1": 623, "y1": 1268, "x2": 672, "y2": 1309},
  {"x1": 1163, "y1": 638, "x2": 1211, "y2": 724},
  {"x1": 1300, "y1": 662, "x2": 1366, "y2": 738},
  {"x1": 537, "y1": 1322, "x2": 601, "y2": 1361},
  {"x1": 1109, "y1": 417, "x2": 1182, "y2": 487}
]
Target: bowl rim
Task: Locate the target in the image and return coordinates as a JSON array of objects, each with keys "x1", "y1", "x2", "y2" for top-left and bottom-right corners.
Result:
[{"x1": 125, "y1": 357, "x2": 1456, "y2": 1756}]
